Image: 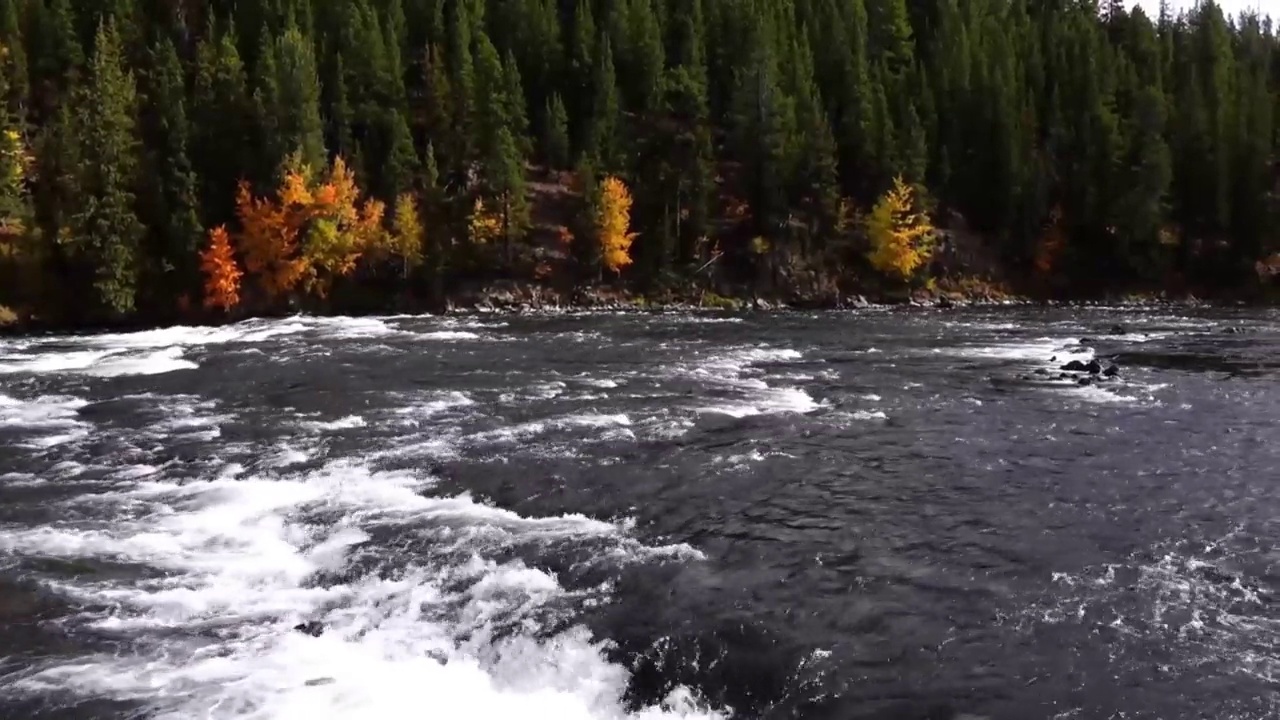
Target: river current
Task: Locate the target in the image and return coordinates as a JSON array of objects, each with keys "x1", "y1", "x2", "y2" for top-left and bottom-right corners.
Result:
[{"x1": 0, "y1": 308, "x2": 1276, "y2": 719}]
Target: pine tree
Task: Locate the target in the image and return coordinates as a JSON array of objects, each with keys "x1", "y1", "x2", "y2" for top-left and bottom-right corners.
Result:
[
  {"x1": 271, "y1": 25, "x2": 327, "y2": 174},
  {"x1": 140, "y1": 34, "x2": 203, "y2": 309},
  {"x1": 382, "y1": 108, "x2": 419, "y2": 201},
  {"x1": 588, "y1": 37, "x2": 620, "y2": 169},
  {"x1": 194, "y1": 28, "x2": 253, "y2": 228},
  {"x1": 0, "y1": 3, "x2": 30, "y2": 118},
  {"x1": 543, "y1": 93, "x2": 571, "y2": 170},
  {"x1": 68, "y1": 21, "x2": 144, "y2": 315}
]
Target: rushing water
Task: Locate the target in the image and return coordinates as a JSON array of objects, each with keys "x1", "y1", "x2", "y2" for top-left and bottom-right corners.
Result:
[{"x1": 0, "y1": 308, "x2": 1277, "y2": 720}]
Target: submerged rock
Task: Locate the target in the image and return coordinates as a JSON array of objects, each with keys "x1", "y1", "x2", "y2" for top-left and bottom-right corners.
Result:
[
  {"x1": 1077, "y1": 376, "x2": 1095, "y2": 386},
  {"x1": 1109, "y1": 324, "x2": 1127, "y2": 335},
  {"x1": 294, "y1": 621, "x2": 324, "y2": 637}
]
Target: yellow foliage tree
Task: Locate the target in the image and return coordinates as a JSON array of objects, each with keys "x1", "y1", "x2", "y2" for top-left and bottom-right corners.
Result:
[
  {"x1": 302, "y1": 158, "x2": 385, "y2": 297},
  {"x1": 469, "y1": 197, "x2": 503, "y2": 246},
  {"x1": 866, "y1": 176, "x2": 936, "y2": 282},
  {"x1": 386, "y1": 193, "x2": 424, "y2": 277},
  {"x1": 595, "y1": 175, "x2": 635, "y2": 274}
]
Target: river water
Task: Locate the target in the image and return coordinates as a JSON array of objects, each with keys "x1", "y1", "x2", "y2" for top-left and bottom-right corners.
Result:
[{"x1": 0, "y1": 309, "x2": 1276, "y2": 719}]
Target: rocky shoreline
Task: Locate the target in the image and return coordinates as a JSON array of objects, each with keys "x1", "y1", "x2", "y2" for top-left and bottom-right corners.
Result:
[{"x1": 0, "y1": 281, "x2": 1223, "y2": 337}]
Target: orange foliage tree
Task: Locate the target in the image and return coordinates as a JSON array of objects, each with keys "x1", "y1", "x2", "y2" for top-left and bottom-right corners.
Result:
[
  {"x1": 232, "y1": 157, "x2": 385, "y2": 303},
  {"x1": 200, "y1": 226, "x2": 243, "y2": 311},
  {"x1": 594, "y1": 176, "x2": 635, "y2": 275},
  {"x1": 1033, "y1": 205, "x2": 1067, "y2": 278}
]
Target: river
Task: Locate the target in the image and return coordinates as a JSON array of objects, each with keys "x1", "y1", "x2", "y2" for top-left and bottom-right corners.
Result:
[{"x1": 0, "y1": 308, "x2": 1276, "y2": 719}]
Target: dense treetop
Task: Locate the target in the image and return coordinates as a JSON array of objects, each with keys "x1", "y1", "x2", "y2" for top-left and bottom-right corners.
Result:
[{"x1": 0, "y1": 0, "x2": 1275, "y2": 321}]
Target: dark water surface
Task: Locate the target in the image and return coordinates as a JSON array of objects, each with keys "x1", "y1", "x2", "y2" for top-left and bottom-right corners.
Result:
[{"x1": 0, "y1": 309, "x2": 1276, "y2": 719}]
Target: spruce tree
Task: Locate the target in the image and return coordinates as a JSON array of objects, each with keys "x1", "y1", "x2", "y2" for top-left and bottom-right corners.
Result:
[
  {"x1": 70, "y1": 21, "x2": 144, "y2": 316},
  {"x1": 140, "y1": 33, "x2": 202, "y2": 308},
  {"x1": 193, "y1": 27, "x2": 253, "y2": 228},
  {"x1": 271, "y1": 25, "x2": 327, "y2": 174},
  {"x1": 543, "y1": 93, "x2": 571, "y2": 170}
]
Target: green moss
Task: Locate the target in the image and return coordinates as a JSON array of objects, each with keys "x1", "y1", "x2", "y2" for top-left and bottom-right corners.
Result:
[{"x1": 700, "y1": 292, "x2": 741, "y2": 310}]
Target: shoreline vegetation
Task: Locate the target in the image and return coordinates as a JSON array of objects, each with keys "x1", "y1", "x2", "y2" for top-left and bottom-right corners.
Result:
[{"x1": 1, "y1": 1, "x2": 1278, "y2": 335}]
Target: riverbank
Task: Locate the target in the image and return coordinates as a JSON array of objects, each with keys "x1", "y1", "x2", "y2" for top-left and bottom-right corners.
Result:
[{"x1": 0, "y1": 280, "x2": 1228, "y2": 339}]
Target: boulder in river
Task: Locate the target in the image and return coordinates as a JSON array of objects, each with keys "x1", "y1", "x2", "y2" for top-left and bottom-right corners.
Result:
[
  {"x1": 1085, "y1": 359, "x2": 1103, "y2": 374},
  {"x1": 1061, "y1": 360, "x2": 1088, "y2": 372},
  {"x1": 1109, "y1": 324, "x2": 1127, "y2": 335},
  {"x1": 294, "y1": 621, "x2": 324, "y2": 637},
  {"x1": 1077, "y1": 376, "x2": 1095, "y2": 386},
  {"x1": 1104, "y1": 364, "x2": 1120, "y2": 377}
]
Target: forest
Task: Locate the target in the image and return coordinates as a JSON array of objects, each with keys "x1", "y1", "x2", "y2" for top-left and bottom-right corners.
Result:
[{"x1": 0, "y1": 0, "x2": 1276, "y2": 323}]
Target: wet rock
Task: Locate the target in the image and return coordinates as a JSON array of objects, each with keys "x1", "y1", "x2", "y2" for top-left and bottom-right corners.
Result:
[
  {"x1": 305, "y1": 677, "x2": 336, "y2": 687},
  {"x1": 1109, "y1": 324, "x2": 1127, "y2": 335},
  {"x1": 1061, "y1": 360, "x2": 1088, "y2": 372},
  {"x1": 1034, "y1": 368, "x2": 1049, "y2": 376},
  {"x1": 1080, "y1": 337, "x2": 1094, "y2": 345},
  {"x1": 1057, "y1": 373, "x2": 1070, "y2": 380},
  {"x1": 1223, "y1": 326, "x2": 1242, "y2": 334},
  {"x1": 1085, "y1": 359, "x2": 1103, "y2": 374},
  {"x1": 1103, "y1": 364, "x2": 1120, "y2": 378},
  {"x1": 294, "y1": 621, "x2": 325, "y2": 637},
  {"x1": 1077, "y1": 376, "x2": 1095, "y2": 386}
]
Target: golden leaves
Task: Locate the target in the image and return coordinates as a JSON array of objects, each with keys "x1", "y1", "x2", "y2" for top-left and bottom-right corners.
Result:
[
  {"x1": 595, "y1": 176, "x2": 635, "y2": 274},
  {"x1": 866, "y1": 176, "x2": 936, "y2": 282},
  {"x1": 231, "y1": 157, "x2": 387, "y2": 303}
]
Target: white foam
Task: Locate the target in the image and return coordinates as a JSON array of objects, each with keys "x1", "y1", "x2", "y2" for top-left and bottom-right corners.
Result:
[
  {"x1": 941, "y1": 337, "x2": 1093, "y2": 364},
  {"x1": 4, "y1": 459, "x2": 716, "y2": 720},
  {"x1": 0, "y1": 393, "x2": 92, "y2": 447},
  {"x1": 301, "y1": 415, "x2": 367, "y2": 432},
  {"x1": 419, "y1": 330, "x2": 483, "y2": 340},
  {"x1": 0, "y1": 393, "x2": 88, "y2": 428},
  {"x1": 392, "y1": 392, "x2": 476, "y2": 422},
  {"x1": 680, "y1": 346, "x2": 820, "y2": 418},
  {"x1": 85, "y1": 346, "x2": 198, "y2": 377}
]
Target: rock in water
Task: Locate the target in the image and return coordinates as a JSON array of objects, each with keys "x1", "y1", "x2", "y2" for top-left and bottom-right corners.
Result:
[
  {"x1": 1078, "y1": 377, "x2": 1095, "y2": 386},
  {"x1": 1104, "y1": 364, "x2": 1120, "y2": 377},
  {"x1": 1061, "y1": 360, "x2": 1087, "y2": 372},
  {"x1": 294, "y1": 621, "x2": 324, "y2": 637},
  {"x1": 1085, "y1": 359, "x2": 1103, "y2": 374},
  {"x1": 1109, "y1": 324, "x2": 1127, "y2": 335}
]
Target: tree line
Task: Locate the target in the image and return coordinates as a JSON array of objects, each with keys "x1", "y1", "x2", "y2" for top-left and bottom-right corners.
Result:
[{"x1": 0, "y1": 0, "x2": 1276, "y2": 322}]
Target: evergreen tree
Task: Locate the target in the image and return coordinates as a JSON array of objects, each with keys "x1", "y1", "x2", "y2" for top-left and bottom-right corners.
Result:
[
  {"x1": 270, "y1": 25, "x2": 327, "y2": 174},
  {"x1": 194, "y1": 27, "x2": 253, "y2": 228},
  {"x1": 543, "y1": 93, "x2": 571, "y2": 170},
  {"x1": 139, "y1": 33, "x2": 202, "y2": 308},
  {"x1": 68, "y1": 21, "x2": 144, "y2": 315}
]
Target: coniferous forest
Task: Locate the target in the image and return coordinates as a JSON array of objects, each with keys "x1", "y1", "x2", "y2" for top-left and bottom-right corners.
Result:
[{"x1": 0, "y1": 0, "x2": 1277, "y2": 324}]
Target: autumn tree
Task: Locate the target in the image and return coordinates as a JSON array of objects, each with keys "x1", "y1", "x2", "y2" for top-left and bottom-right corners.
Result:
[
  {"x1": 234, "y1": 156, "x2": 384, "y2": 305},
  {"x1": 595, "y1": 175, "x2": 635, "y2": 275},
  {"x1": 386, "y1": 192, "x2": 424, "y2": 278},
  {"x1": 302, "y1": 157, "x2": 385, "y2": 297},
  {"x1": 200, "y1": 225, "x2": 242, "y2": 311},
  {"x1": 866, "y1": 176, "x2": 935, "y2": 282}
]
